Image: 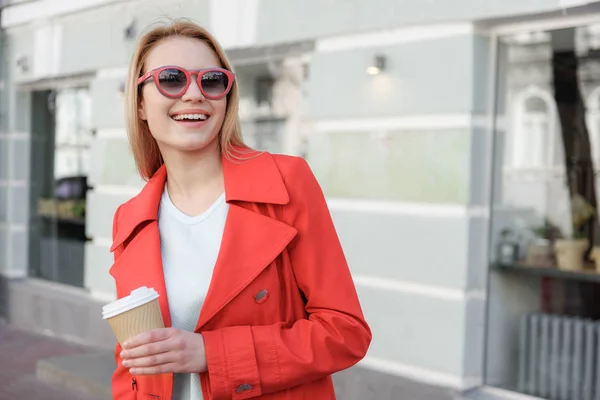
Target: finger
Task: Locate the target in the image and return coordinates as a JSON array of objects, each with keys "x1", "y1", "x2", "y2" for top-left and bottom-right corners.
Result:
[
  {"x1": 121, "y1": 339, "x2": 172, "y2": 360},
  {"x1": 130, "y1": 363, "x2": 178, "y2": 376},
  {"x1": 123, "y1": 352, "x2": 178, "y2": 368},
  {"x1": 122, "y1": 328, "x2": 173, "y2": 350}
]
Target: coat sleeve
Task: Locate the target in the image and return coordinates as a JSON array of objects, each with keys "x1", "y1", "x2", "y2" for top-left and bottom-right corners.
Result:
[
  {"x1": 110, "y1": 205, "x2": 135, "y2": 400},
  {"x1": 201, "y1": 157, "x2": 372, "y2": 399}
]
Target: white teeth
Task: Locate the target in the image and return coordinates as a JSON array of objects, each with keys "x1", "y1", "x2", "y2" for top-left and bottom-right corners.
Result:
[{"x1": 172, "y1": 113, "x2": 209, "y2": 121}]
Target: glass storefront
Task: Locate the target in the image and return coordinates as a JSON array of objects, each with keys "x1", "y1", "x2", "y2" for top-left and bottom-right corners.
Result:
[
  {"x1": 486, "y1": 22, "x2": 600, "y2": 398},
  {"x1": 28, "y1": 87, "x2": 92, "y2": 287}
]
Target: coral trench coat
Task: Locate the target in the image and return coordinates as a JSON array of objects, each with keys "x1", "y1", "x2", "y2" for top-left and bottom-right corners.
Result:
[{"x1": 109, "y1": 148, "x2": 372, "y2": 399}]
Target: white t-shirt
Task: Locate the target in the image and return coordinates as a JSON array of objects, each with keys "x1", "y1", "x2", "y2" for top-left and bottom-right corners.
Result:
[{"x1": 158, "y1": 185, "x2": 229, "y2": 400}]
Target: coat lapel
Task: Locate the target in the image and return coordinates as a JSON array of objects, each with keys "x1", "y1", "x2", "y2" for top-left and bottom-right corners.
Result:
[
  {"x1": 195, "y1": 204, "x2": 296, "y2": 331},
  {"x1": 110, "y1": 220, "x2": 173, "y2": 328},
  {"x1": 110, "y1": 165, "x2": 172, "y2": 328},
  {"x1": 110, "y1": 147, "x2": 295, "y2": 331}
]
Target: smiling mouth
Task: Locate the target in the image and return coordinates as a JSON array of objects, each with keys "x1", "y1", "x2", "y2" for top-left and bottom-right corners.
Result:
[{"x1": 171, "y1": 113, "x2": 210, "y2": 122}]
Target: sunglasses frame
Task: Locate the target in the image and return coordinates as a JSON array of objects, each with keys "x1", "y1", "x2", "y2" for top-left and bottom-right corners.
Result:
[{"x1": 137, "y1": 66, "x2": 235, "y2": 100}]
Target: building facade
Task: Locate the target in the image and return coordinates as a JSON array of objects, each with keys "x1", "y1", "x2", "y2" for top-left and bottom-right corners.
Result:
[{"x1": 1, "y1": 0, "x2": 600, "y2": 399}]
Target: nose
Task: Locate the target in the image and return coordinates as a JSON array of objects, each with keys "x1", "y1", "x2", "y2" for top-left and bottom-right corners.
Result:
[{"x1": 181, "y1": 75, "x2": 205, "y2": 102}]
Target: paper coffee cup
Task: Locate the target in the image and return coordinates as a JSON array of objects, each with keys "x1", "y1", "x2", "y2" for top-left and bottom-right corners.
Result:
[{"x1": 102, "y1": 286, "x2": 165, "y2": 346}]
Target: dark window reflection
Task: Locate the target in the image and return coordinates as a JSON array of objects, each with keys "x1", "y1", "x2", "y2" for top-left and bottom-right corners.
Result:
[{"x1": 28, "y1": 88, "x2": 92, "y2": 288}]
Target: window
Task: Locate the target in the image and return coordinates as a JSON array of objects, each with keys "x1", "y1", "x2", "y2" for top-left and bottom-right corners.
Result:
[
  {"x1": 28, "y1": 87, "x2": 92, "y2": 287},
  {"x1": 486, "y1": 23, "x2": 600, "y2": 398},
  {"x1": 509, "y1": 86, "x2": 559, "y2": 170}
]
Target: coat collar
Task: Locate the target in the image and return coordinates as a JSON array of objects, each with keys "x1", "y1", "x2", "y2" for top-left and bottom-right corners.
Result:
[{"x1": 111, "y1": 147, "x2": 288, "y2": 252}]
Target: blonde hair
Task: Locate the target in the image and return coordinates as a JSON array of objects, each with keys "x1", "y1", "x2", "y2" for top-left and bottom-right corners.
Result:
[{"x1": 125, "y1": 19, "x2": 246, "y2": 180}]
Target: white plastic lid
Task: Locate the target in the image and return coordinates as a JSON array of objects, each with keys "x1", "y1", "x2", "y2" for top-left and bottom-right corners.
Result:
[{"x1": 102, "y1": 286, "x2": 159, "y2": 319}]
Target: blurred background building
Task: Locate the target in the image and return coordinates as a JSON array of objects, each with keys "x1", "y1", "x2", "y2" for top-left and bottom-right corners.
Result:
[{"x1": 2, "y1": 0, "x2": 600, "y2": 399}]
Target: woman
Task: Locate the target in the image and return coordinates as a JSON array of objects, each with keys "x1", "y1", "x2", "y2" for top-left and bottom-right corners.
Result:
[{"x1": 110, "y1": 19, "x2": 371, "y2": 400}]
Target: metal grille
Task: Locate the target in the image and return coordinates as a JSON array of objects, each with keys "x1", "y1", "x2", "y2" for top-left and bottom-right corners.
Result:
[{"x1": 519, "y1": 313, "x2": 600, "y2": 399}]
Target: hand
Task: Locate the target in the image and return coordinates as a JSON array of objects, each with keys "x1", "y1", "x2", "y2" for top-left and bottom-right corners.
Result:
[{"x1": 120, "y1": 328, "x2": 207, "y2": 375}]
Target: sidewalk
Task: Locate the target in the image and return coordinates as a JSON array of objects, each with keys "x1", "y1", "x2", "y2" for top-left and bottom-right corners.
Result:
[
  {"x1": 0, "y1": 321, "x2": 476, "y2": 400},
  {"x1": 0, "y1": 322, "x2": 105, "y2": 400}
]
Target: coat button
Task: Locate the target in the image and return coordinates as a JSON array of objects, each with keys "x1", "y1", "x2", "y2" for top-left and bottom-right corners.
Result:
[
  {"x1": 237, "y1": 383, "x2": 253, "y2": 392},
  {"x1": 255, "y1": 289, "x2": 269, "y2": 304}
]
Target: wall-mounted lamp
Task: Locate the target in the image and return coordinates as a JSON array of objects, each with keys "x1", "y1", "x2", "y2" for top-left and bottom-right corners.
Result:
[
  {"x1": 366, "y1": 54, "x2": 386, "y2": 75},
  {"x1": 118, "y1": 81, "x2": 126, "y2": 98},
  {"x1": 124, "y1": 17, "x2": 137, "y2": 40},
  {"x1": 15, "y1": 55, "x2": 29, "y2": 73}
]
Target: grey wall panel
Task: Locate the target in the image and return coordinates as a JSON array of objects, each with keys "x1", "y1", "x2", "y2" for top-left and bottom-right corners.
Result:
[
  {"x1": 84, "y1": 242, "x2": 115, "y2": 295},
  {"x1": 0, "y1": 32, "x2": 8, "y2": 133},
  {"x1": 468, "y1": 128, "x2": 493, "y2": 207},
  {"x1": 59, "y1": 11, "x2": 134, "y2": 76},
  {"x1": 4, "y1": 27, "x2": 35, "y2": 85},
  {"x1": 333, "y1": 364, "x2": 458, "y2": 400},
  {"x1": 6, "y1": 278, "x2": 116, "y2": 349},
  {"x1": 11, "y1": 91, "x2": 31, "y2": 133},
  {"x1": 0, "y1": 139, "x2": 9, "y2": 180},
  {"x1": 90, "y1": 76, "x2": 126, "y2": 130},
  {"x1": 466, "y1": 215, "x2": 489, "y2": 291},
  {"x1": 86, "y1": 190, "x2": 137, "y2": 240},
  {"x1": 467, "y1": 35, "x2": 496, "y2": 208},
  {"x1": 308, "y1": 36, "x2": 476, "y2": 118},
  {"x1": 11, "y1": 138, "x2": 29, "y2": 181},
  {"x1": 359, "y1": 284, "x2": 469, "y2": 376},
  {"x1": 5, "y1": 0, "x2": 211, "y2": 82},
  {"x1": 88, "y1": 137, "x2": 143, "y2": 188},
  {"x1": 10, "y1": 229, "x2": 27, "y2": 271},
  {"x1": 307, "y1": 129, "x2": 471, "y2": 204},
  {"x1": 255, "y1": 0, "x2": 559, "y2": 46},
  {"x1": 331, "y1": 208, "x2": 471, "y2": 289},
  {"x1": 58, "y1": 0, "x2": 210, "y2": 76},
  {"x1": 0, "y1": 187, "x2": 7, "y2": 223},
  {"x1": 133, "y1": 0, "x2": 211, "y2": 30},
  {"x1": 8, "y1": 186, "x2": 28, "y2": 225},
  {"x1": 472, "y1": 34, "x2": 494, "y2": 115},
  {"x1": 0, "y1": 227, "x2": 7, "y2": 271},
  {"x1": 462, "y1": 294, "x2": 486, "y2": 378}
]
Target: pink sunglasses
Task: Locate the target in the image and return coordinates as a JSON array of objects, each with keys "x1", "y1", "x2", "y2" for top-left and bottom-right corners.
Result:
[{"x1": 137, "y1": 66, "x2": 235, "y2": 100}]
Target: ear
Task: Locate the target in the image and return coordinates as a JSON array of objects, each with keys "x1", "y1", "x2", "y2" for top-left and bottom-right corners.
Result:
[{"x1": 138, "y1": 99, "x2": 148, "y2": 121}]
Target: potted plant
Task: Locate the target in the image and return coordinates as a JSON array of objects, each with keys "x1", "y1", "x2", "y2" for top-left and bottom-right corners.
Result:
[
  {"x1": 525, "y1": 219, "x2": 559, "y2": 267},
  {"x1": 555, "y1": 229, "x2": 589, "y2": 271},
  {"x1": 589, "y1": 245, "x2": 600, "y2": 272},
  {"x1": 554, "y1": 194, "x2": 595, "y2": 271}
]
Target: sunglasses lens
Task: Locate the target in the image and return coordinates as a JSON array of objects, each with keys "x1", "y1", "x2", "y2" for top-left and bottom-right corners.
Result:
[
  {"x1": 158, "y1": 68, "x2": 187, "y2": 96},
  {"x1": 201, "y1": 71, "x2": 230, "y2": 98}
]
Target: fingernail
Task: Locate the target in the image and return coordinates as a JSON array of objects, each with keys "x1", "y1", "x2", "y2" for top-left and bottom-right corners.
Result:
[
  {"x1": 122, "y1": 360, "x2": 130, "y2": 367},
  {"x1": 120, "y1": 351, "x2": 126, "y2": 358},
  {"x1": 122, "y1": 341, "x2": 130, "y2": 348}
]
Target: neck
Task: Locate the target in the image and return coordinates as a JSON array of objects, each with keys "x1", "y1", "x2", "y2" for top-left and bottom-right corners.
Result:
[{"x1": 160, "y1": 141, "x2": 224, "y2": 201}]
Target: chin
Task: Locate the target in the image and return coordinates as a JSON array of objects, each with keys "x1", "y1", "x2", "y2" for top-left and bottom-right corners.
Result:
[{"x1": 171, "y1": 135, "x2": 219, "y2": 153}]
